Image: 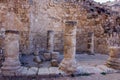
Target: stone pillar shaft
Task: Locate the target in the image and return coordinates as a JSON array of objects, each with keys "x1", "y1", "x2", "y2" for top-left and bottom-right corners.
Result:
[
  {"x1": 91, "y1": 33, "x2": 94, "y2": 53},
  {"x1": 59, "y1": 21, "x2": 77, "y2": 73},
  {"x1": 1, "y1": 30, "x2": 21, "y2": 75},
  {"x1": 88, "y1": 32, "x2": 94, "y2": 54},
  {"x1": 47, "y1": 30, "x2": 54, "y2": 53}
]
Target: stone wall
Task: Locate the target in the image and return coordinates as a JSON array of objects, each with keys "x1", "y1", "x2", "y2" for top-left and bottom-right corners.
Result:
[
  {"x1": 0, "y1": 0, "x2": 30, "y2": 54},
  {"x1": 29, "y1": 0, "x2": 110, "y2": 54},
  {"x1": 0, "y1": 0, "x2": 119, "y2": 54}
]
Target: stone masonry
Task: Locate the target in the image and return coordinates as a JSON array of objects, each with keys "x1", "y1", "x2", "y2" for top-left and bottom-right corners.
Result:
[
  {"x1": 1, "y1": 30, "x2": 22, "y2": 76},
  {"x1": 106, "y1": 33, "x2": 120, "y2": 69},
  {"x1": 59, "y1": 21, "x2": 77, "y2": 73}
]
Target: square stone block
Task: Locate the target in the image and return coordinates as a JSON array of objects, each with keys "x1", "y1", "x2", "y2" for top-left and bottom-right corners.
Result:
[
  {"x1": 38, "y1": 68, "x2": 49, "y2": 77},
  {"x1": 49, "y1": 67, "x2": 60, "y2": 75},
  {"x1": 51, "y1": 52, "x2": 60, "y2": 60},
  {"x1": 15, "y1": 67, "x2": 28, "y2": 76},
  {"x1": 43, "y1": 53, "x2": 51, "y2": 61},
  {"x1": 27, "y1": 67, "x2": 38, "y2": 76}
]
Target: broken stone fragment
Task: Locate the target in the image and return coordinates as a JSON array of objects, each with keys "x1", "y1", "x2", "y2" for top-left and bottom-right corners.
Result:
[
  {"x1": 51, "y1": 52, "x2": 60, "y2": 60},
  {"x1": 33, "y1": 56, "x2": 42, "y2": 64},
  {"x1": 43, "y1": 53, "x2": 51, "y2": 61},
  {"x1": 51, "y1": 59, "x2": 59, "y2": 67}
]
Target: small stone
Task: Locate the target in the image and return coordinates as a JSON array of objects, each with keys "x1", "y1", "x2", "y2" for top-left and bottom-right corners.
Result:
[
  {"x1": 43, "y1": 53, "x2": 51, "y2": 61},
  {"x1": 51, "y1": 59, "x2": 59, "y2": 67},
  {"x1": 51, "y1": 52, "x2": 60, "y2": 60},
  {"x1": 33, "y1": 56, "x2": 42, "y2": 64}
]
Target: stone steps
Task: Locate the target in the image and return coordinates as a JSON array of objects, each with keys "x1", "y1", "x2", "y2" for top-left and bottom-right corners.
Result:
[{"x1": 0, "y1": 65, "x2": 119, "y2": 77}]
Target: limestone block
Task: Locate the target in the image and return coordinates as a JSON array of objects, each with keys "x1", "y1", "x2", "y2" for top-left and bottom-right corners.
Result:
[
  {"x1": 1, "y1": 31, "x2": 22, "y2": 76},
  {"x1": 77, "y1": 65, "x2": 102, "y2": 74},
  {"x1": 43, "y1": 53, "x2": 51, "y2": 61},
  {"x1": 49, "y1": 67, "x2": 61, "y2": 75},
  {"x1": 16, "y1": 67, "x2": 28, "y2": 76},
  {"x1": 64, "y1": 36, "x2": 76, "y2": 47},
  {"x1": 0, "y1": 69, "x2": 1, "y2": 74},
  {"x1": 97, "y1": 65, "x2": 118, "y2": 73},
  {"x1": 106, "y1": 47, "x2": 120, "y2": 70},
  {"x1": 47, "y1": 30, "x2": 54, "y2": 53},
  {"x1": 59, "y1": 58, "x2": 77, "y2": 73},
  {"x1": 51, "y1": 52, "x2": 60, "y2": 60},
  {"x1": 27, "y1": 67, "x2": 38, "y2": 76},
  {"x1": 64, "y1": 46, "x2": 76, "y2": 59},
  {"x1": 38, "y1": 68, "x2": 49, "y2": 76},
  {"x1": 51, "y1": 59, "x2": 59, "y2": 67},
  {"x1": 33, "y1": 56, "x2": 42, "y2": 64}
]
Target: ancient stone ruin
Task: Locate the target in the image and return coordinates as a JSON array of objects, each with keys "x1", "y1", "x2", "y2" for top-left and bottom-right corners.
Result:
[{"x1": 0, "y1": 0, "x2": 120, "y2": 79}]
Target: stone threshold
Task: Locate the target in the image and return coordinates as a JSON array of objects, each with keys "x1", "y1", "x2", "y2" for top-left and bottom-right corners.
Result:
[{"x1": 0, "y1": 65, "x2": 119, "y2": 77}]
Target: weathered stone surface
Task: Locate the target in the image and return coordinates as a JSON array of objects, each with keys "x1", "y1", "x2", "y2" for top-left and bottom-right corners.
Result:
[
  {"x1": 47, "y1": 30, "x2": 54, "y2": 53},
  {"x1": 59, "y1": 21, "x2": 77, "y2": 74},
  {"x1": 49, "y1": 67, "x2": 60, "y2": 75},
  {"x1": 1, "y1": 31, "x2": 22, "y2": 76},
  {"x1": 17, "y1": 67, "x2": 29, "y2": 76},
  {"x1": 97, "y1": 65, "x2": 118, "y2": 73},
  {"x1": 106, "y1": 33, "x2": 120, "y2": 70},
  {"x1": 51, "y1": 59, "x2": 59, "y2": 67},
  {"x1": 0, "y1": 0, "x2": 120, "y2": 54},
  {"x1": 43, "y1": 53, "x2": 51, "y2": 61},
  {"x1": 33, "y1": 56, "x2": 42, "y2": 64},
  {"x1": 38, "y1": 68, "x2": 49, "y2": 76},
  {"x1": 51, "y1": 52, "x2": 60, "y2": 60},
  {"x1": 77, "y1": 66, "x2": 102, "y2": 74},
  {"x1": 27, "y1": 67, "x2": 38, "y2": 76},
  {"x1": 106, "y1": 47, "x2": 120, "y2": 70}
]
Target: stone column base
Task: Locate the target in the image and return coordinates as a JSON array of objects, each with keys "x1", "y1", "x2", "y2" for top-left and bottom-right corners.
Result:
[
  {"x1": 59, "y1": 58, "x2": 77, "y2": 73},
  {"x1": 106, "y1": 58, "x2": 120, "y2": 70},
  {"x1": 1, "y1": 58, "x2": 22, "y2": 76}
]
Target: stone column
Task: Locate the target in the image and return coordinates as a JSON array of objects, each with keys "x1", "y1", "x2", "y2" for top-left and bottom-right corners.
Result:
[
  {"x1": 88, "y1": 32, "x2": 94, "y2": 54},
  {"x1": 1, "y1": 30, "x2": 21, "y2": 76},
  {"x1": 47, "y1": 30, "x2": 54, "y2": 53},
  {"x1": 59, "y1": 21, "x2": 77, "y2": 73},
  {"x1": 33, "y1": 46, "x2": 41, "y2": 64},
  {"x1": 106, "y1": 33, "x2": 120, "y2": 70},
  {"x1": 106, "y1": 47, "x2": 120, "y2": 69},
  {"x1": 44, "y1": 30, "x2": 55, "y2": 61}
]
